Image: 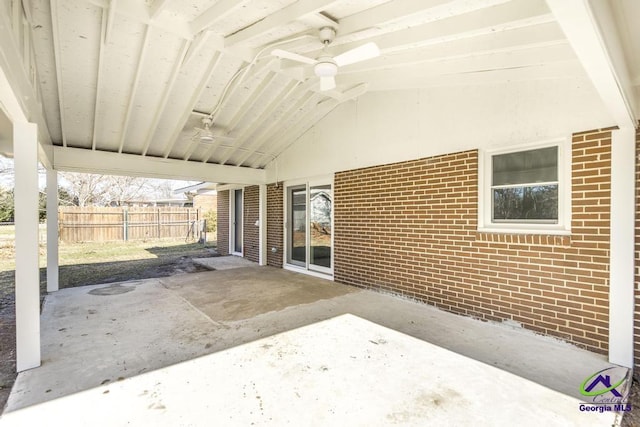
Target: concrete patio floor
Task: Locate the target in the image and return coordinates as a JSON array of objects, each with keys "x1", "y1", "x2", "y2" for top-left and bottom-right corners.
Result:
[{"x1": 1, "y1": 259, "x2": 623, "y2": 425}]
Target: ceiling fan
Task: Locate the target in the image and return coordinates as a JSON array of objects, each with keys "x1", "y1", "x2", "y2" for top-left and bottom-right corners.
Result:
[
  {"x1": 271, "y1": 27, "x2": 380, "y2": 91},
  {"x1": 193, "y1": 116, "x2": 234, "y2": 144}
]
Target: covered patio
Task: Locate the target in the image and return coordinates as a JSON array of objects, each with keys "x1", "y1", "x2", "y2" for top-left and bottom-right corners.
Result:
[
  {"x1": 3, "y1": 260, "x2": 620, "y2": 424},
  {"x1": 1, "y1": 0, "x2": 639, "y2": 424}
]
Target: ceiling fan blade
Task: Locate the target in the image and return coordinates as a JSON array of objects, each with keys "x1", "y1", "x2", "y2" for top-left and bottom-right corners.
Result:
[
  {"x1": 271, "y1": 49, "x2": 316, "y2": 65},
  {"x1": 198, "y1": 133, "x2": 236, "y2": 144},
  {"x1": 320, "y1": 76, "x2": 336, "y2": 91},
  {"x1": 334, "y1": 42, "x2": 380, "y2": 67},
  {"x1": 211, "y1": 135, "x2": 236, "y2": 143}
]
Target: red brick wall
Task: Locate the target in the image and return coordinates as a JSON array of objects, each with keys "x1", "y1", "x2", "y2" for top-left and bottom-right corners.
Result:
[
  {"x1": 267, "y1": 183, "x2": 284, "y2": 268},
  {"x1": 217, "y1": 190, "x2": 229, "y2": 255},
  {"x1": 243, "y1": 186, "x2": 260, "y2": 263},
  {"x1": 334, "y1": 128, "x2": 612, "y2": 354}
]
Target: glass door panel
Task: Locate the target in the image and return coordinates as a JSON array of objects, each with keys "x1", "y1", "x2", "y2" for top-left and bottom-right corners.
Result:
[
  {"x1": 233, "y1": 189, "x2": 243, "y2": 253},
  {"x1": 309, "y1": 185, "x2": 332, "y2": 271},
  {"x1": 288, "y1": 186, "x2": 306, "y2": 266},
  {"x1": 286, "y1": 181, "x2": 333, "y2": 275}
]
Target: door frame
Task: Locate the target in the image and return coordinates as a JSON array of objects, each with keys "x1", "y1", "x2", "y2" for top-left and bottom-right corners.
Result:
[
  {"x1": 285, "y1": 184, "x2": 307, "y2": 268},
  {"x1": 229, "y1": 187, "x2": 243, "y2": 256},
  {"x1": 283, "y1": 175, "x2": 334, "y2": 279}
]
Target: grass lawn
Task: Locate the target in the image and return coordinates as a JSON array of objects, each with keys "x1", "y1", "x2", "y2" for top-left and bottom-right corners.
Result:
[{"x1": 0, "y1": 225, "x2": 217, "y2": 300}]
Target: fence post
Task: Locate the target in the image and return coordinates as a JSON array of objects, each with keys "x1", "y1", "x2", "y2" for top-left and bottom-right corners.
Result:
[
  {"x1": 157, "y1": 208, "x2": 161, "y2": 238},
  {"x1": 123, "y1": 207, "x2": 128, "y2": 241},
  {"x1": 58, "y1": 208, "x2": 63, "y2": 243}
]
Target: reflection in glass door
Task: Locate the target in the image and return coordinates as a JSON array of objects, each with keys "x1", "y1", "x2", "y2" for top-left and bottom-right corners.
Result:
[
  {"x1": 309, "y1": 185, "x2": 332, "y2": 271},
  {"x1": 286, "y1": 181, "x2": 332, "y2": 275},
  {"x1": 288, "y1": 186, "x2": 306, "y2": 266}
]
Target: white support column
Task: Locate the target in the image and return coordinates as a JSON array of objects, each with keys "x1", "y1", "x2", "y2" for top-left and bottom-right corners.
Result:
[
  {"x1": 609, "y1": 126, "x2": 636, "y2": 368},
  {"x1": 13, "y1": 122, "x2": 41, "y2": 372},
  {"x1": 259, "y1": 184, "x2": 267, "y2": 266},
  {"x1": 46, "y1": 169, "x2": 59, "y2": 292}
]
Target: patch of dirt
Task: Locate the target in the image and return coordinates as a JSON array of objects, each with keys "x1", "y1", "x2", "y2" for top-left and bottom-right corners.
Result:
[
  {"x1": 0, "y1": 298, "x2": 15, "y2": 413},
  {"x1": 0, "y1": 251, "x2": 216, "y2": 413},
  {"x1": 621, "y1": 377, "x2": 640, "y2": 427}
]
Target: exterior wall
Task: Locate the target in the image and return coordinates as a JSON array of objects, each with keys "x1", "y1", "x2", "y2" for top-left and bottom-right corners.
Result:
[
  {"x1": 267, "y1": 183, "x2": 283, "y2": 268},
  {"x1": 193, "y1": 194, "x2": 217, "y2": 212},
  {"x1": 243, "y1": 186, "x2": 260, "y2": 263},
  {"x1": 217, "y1": 190, "x2": 229, "y2": 256},
  {"x1": 334, "y1": 128, "x2": 613, "y2": 355},
  {"x1": 268, "y1": 81, "x2": 614, "y2": 183}
]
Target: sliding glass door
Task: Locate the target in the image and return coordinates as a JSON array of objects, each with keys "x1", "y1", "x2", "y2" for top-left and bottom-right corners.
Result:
[
  {"x1": 286, "y1": 180, "x2": 332, "y2": 275},
  {"x1": 288, "y1": 186, "x2": 307, "y2": 267}
]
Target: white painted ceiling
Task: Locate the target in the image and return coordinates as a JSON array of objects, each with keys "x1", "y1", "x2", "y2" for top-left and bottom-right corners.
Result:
[{"x1": 22, "y1": 0, "x2": 640, "y2": 172}]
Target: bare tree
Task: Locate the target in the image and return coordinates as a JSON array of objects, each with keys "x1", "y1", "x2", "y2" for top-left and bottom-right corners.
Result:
[
  {"x1": 0, "y1": 157, "x2": 13, "y2": 175},
  {"x1": 59, "y1": 172, "x2": 111, "y2": 207},
  {"x1": 58, "y1": 173, "x2": 187, "y2": 207},
  {"x1": 103, "y1": 175, "x2": 149, "y2": 206},
  {"x1": 151, "y1": 180, "x2": 175, "y2": 199}
]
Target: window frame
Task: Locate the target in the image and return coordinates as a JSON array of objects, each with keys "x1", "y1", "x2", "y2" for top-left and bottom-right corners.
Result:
[{"x1": 478, "y1": 139, "x2": 571, "y2": 235}]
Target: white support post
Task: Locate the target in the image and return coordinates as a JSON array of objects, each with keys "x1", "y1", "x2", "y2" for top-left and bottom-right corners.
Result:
[
  {"x1": 46, "y1": 169, "x2": 59, "y2": 292},
  {"x1": 259, "y1": 184, "x2": 267, "y2": 266},
  {"x1": 13, "y1": 122, "x2": 41, "y2": 372},
  {"x1": 609, "y1": 126, "x2": 636, "y2": 368}
]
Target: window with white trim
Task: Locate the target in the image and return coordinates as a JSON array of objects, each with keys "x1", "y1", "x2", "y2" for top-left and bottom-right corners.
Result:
[{"x1": 479, "y1": 140, "x2": 570, "y2": 234}]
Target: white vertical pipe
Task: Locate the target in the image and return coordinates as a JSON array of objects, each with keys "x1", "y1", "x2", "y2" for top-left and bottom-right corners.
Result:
[
  {"x1": 229, "y1": 190, "x2": 234, "y2": 255},
  {"x1": 609, "y1": 126, "x2": 635, "y2": 368},
  {"x1": 259, "y1": 184, "x2": 267, "y2": 266},
  {"x1": 46, "y1": 169, "x2": 59, "y2": 292},
  {"x1": 13, "y1": 121, "x2": 41, "y2": 372}
]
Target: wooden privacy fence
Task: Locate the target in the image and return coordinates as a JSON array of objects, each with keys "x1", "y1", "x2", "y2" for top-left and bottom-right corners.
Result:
[{"x1": 59, "y1": 206, "x2": 202, "y2": 243}]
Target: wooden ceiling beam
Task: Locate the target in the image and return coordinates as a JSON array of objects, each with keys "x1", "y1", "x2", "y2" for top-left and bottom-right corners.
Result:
[
  {"x1": 216, "y1": 72, "x2": 279, "y2": 165},
  {"x1": 191, "y1": 0, "x2": 252, "y2": 35},
  {"x1": 53, "y1": 146, "x2": 266, "y2": 184},
  {"x1": 49, "y1": 0, "x2": 67, "y2": 147},
  {"x1": 226, "y1": 80, "x2": 300, "y2": 167},
  {"x1": 224, "y1": 0, "x2": 340, "y2": 47},
  {"x1": 251, "y1": 84, "x2": 368, "y2": 168},
  {"x1": 91, "y1": 8, "x2": 108, "y2": 150},
  {"x1": 547, "y1": 0, "x2": 636, "y2": 128},
  {"x1": 313, "y1": 0, "x2": 552, "y2": 58},
  {"x1": 149, "y1": 0, "x2": 171, "y2": 18},
  {"x1": 117, "y1": 25, "x2": 152, "y2": 153},
  {"x1": 160, "y1": 51, "x2": 224, "y2": 159},
  {"x1": 140, "y1": 40, "x2": 191, "y2": 156},
  {"x1": 245, "y1": 91, "x2": 319, "y2": 168},
  {"x1": 250, "y1": 97, "x2": 329, "y2": 168},
  {"x1": 332, "y1": 22, "x2": 566, "y2": 75}
]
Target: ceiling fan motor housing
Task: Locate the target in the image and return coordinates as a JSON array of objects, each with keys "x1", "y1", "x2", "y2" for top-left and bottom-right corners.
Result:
[
  {"x1": 201, "y1": 116, "x2": 213, "y2": 128},
  {"x1": 319, "y1": 27, "x2": 336, "y2": 44},
  {"x1": 315, "y1": 56, "x2": 338, "y2": 77}
]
